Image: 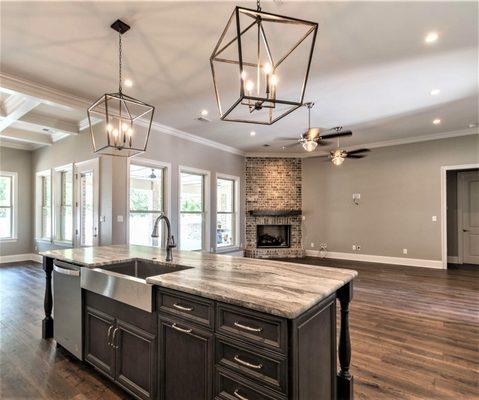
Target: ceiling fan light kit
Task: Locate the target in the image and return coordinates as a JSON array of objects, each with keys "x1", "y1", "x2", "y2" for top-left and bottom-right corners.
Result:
[
  {"x1": 87, "y1": 19, "x2": 155, "y2": 158},
  {"x1": 210, "y1": 0, "x2": 318, "y2": 125}
]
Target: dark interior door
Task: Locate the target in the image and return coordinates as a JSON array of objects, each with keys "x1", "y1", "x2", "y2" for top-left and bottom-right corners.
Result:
[{"x1": 159, "y1": 318, "x2": 213, "y2": 400}]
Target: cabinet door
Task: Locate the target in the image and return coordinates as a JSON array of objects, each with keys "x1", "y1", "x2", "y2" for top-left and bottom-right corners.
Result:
[
  {"x1": 159, "y1": 317, "x2": 213, "y2": 400},
  {"x1": 114, "y1": 320, "x2": 157, "y2": 400},
  {"x1": 84, "y1": 306, "x2": 115, "y2": 377}
]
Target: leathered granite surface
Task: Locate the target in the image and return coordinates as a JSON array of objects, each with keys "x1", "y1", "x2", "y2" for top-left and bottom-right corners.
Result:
[{"x1": 41, "y1": 245, "x2": 357, "y2": 318}]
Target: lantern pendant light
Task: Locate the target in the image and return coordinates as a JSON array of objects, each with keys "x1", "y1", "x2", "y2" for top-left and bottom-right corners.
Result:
[
  {"x1": 210, "y1": 0, "x2": 318, "y2": 125},
  {"x1": 87, "y1": 19, "x2": 154, "y2": 157}
]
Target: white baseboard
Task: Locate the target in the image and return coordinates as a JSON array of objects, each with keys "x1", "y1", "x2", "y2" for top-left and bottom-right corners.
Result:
[
  {"x1": 0, "y1": 253, "x2": 42, "y2": 264},
  {"x1": 447, "y1": 256, "x2": 460, "y2": 264},
  {"x1": 305, "y1": 250, "x2": 443, "y2": 269}
]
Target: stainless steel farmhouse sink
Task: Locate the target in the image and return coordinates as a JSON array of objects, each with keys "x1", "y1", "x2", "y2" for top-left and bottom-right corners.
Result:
[{"x1": 80, "y1": 260, "x2": 192, "y2": 312}]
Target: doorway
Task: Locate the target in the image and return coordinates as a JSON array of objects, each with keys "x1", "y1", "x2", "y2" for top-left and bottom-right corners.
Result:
[
  {"x1": 74, "y1": 159, "x2": 99, "y2": 247},
  {"x1": 443, "y1": 165, "x2": 479, "y2": 268}
]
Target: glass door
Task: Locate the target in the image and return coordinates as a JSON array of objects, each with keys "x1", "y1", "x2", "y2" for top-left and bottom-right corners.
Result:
[{"x1": 74, "y1": 159, "x2": 99, "y2": 247}]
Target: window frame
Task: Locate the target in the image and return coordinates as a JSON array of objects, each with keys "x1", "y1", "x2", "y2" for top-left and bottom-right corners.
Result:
[
  {"x1": 35, "y1": 169, "x2": 52, "y2": 242},
  {"x1": 127, "y1": 158, "x2": 171, "y2": 246},
  {"x1": 53, "y1": 164, "x2": 73, "y2": 245},
  {"x1": 178, "y1": 166, "x2": 211, "y2": 252},
  {"x1": 215, "y1": 173, "x2": 240, "y2": 252},
  {"x1": 0, "y1": 171, "x2": 18, "y2": 242}
]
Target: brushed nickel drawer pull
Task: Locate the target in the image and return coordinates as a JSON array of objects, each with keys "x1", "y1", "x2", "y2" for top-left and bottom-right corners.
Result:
[
  {"x1": 107, "y1": 325, "x2": 114, "y2": 346},
  {"x1": 233, "y1": 389, "x2": 248, "y2": 400},
  {"x1": 234, "y1": 321, "x2": 263, "y2": 333},
  {"x1": 173, "y1": 303, "x2": 194, "y2": 312},
  {"x1": 233, "y1": 355, "x2": 263, "y2": 370},
  {"x1": 171, "y1": 323, "x2": 193, "y2": 334}
]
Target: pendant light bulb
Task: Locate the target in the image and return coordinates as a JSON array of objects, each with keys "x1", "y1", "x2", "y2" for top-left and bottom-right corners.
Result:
[
  {"x1": 270, "y1": 74, "x2": 278, "y2": 86},
  {"x1": 245, "y1": 80, "x2": 255, "y2": 92},
  {"x1": 127, "y1": 128, "x2": 133, "y2": 137},
  {"x1": 263, "y1": 63, "x2": 272, "y2": 74},
  {"x1": 302, "y1": 140, "x2": 318, "y2": 152},
  {"x1": 122, "y1": 122, "x2": 129, "y2": 132},
  {"x1": 106, "y1": 124, "x2": 113, "y2": 133},
  {"x1": 112, "y1": 129, "x2": 119, "y2": 138}
]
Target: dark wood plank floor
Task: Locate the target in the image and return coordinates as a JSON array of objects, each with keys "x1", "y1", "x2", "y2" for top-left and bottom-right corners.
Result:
[{"x1": 1, "y1": 259, "x2": 478, "y2": 399}]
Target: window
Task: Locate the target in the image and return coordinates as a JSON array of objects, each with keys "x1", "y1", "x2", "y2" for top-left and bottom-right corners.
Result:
[
  {"x1": 36, "y1": 170, "x2": 52, "y2": 240},
  {"x1": 54, "y1": 165, "x2": 73, "y2": 243},
  {"x1": 180, "y1": 171, "x2": 206, "y2": 251},
  {"x1": 129, "y1": 163, "x2": 165, "y2": 246},
  {"x1": 0, "y1": 171, "x2": 17, "y2": 240},
  {"x1": 216, "y1": 177, "x2": 238, "y2": 248}
]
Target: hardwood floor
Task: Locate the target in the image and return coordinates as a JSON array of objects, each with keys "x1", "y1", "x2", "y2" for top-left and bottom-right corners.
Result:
[{"x1": 0, "y1": 259, "x2": 478, "y2": 399}]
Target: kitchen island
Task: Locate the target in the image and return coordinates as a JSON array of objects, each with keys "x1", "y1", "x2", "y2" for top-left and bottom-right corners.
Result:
[{"x1": 41, "y1": 245, "x2": 357, "y2": 400}]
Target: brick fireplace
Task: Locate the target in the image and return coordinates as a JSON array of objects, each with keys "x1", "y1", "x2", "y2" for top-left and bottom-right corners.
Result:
[{"x1": 245, "y1": 157, "x2": 304, "y2": 258}]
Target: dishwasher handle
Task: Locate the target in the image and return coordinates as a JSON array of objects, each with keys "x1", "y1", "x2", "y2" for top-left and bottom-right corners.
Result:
[{"x1": 53, "y1": 261, "x2": 80, "y2": 277}]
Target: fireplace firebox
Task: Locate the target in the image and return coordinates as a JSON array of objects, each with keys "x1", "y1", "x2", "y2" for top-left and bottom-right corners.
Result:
[{"x1": 256, "y1": 225, "x2": 291, "y2": 248}]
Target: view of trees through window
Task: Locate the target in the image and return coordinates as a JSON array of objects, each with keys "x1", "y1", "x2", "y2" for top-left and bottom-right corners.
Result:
[
  {"x1": 129, "y1": 164, "x2": 164, "y2": 246},
  {"x1": 180, "y1": 172, "x2": 204, "y2": 251},
  {"x1": 217, "y1": 178, "x2": 235, "y2": 247},
  {"x1": 0, "y1": 175, "x2": 13, "y2": 238}
]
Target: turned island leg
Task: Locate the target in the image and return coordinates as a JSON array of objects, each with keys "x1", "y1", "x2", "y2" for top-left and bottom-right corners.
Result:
[
  {"x1": 337, "y1": 281, "x2": 353, "y2": 400},
  {"x1": 42, "y1": 257, "x2": 54, "y2": 339}
]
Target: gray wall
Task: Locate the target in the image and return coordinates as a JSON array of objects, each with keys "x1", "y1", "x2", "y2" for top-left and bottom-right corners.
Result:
[
  {"x1": 31, "y1": 129, "x2": 245, "y2": 253},
  {"x1": 0, "y1": 147, "x2": 33, "y2": 256},
  {"x1": 302, "y1": 135, "x2": 479, "y2": 261}
]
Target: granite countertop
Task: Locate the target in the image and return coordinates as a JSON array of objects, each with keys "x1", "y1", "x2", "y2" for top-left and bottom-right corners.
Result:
[{"x1": 41, "y1": 245, "x2": 357, "y2": 319}]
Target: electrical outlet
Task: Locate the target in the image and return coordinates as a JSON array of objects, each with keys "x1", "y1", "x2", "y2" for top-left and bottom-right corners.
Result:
[
  {"x1": 310, "y1": 242, "x2": 315, "y2": 248},
  {"x1": 117, "y1": 215, "x2": 124, "y2": 222},
  {"x1": 302, "y1": 215, "x2": 306, "y2": 221},
  {"x1": 403, "y1": 248, "x2": 408, "y2": 255},
  {"x1": 432, "y1": 216, "x2": 437, "y2": 222}
]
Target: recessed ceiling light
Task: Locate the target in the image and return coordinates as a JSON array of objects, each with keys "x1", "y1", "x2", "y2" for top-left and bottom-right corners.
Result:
[
  {"x1": 250, "y1": 131, "x2": 256, "y2": 136},
  {"x1": 430, "y1": 89, "x2": 440, "y2": 96},
  {"x1": 124, "y1": 79, "x2": 133, "y2": 87},
  {"x1": 201, "y1": 109, "x2": 208, "y2": 116},
  {"x1": 425, "y1": 31, "x2": 439, "y2": 44},
  {"x1": 433, "y1": 118, "x2": 441, "y2": 125}
]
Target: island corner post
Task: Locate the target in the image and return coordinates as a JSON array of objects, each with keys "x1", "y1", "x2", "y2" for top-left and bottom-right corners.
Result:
[
  {"x1": 337, "y1": 280, "x2": 354, "y2": 400},
  {"x1": 42, "y1": 256, "x2": 54, "y2": 339}
]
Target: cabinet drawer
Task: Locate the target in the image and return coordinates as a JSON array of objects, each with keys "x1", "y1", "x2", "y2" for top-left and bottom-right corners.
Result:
[
  {"x1": 215, "y1": 367, "x2": 285, "y2": 400},
  {"x1": 216, "y1": 303, "x2": 287, "y2": 353},
  {"x1": 216, "y1": 336, "x2": 287, "y2": 394},
  {"x1": 157, "y1": 288, "x2": 214, "y2": 330}
]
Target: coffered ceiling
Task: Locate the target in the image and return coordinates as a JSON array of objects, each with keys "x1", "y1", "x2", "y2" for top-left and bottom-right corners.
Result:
[{"x1": 1, "y1": 1, "x2": 477, "y2": 154}]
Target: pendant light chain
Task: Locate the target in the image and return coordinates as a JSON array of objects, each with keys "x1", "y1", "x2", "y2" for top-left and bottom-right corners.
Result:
[
  {"x1": 257, "y1": 0, "x2": 261, "y2": 11},
  {"x1": 118, "y1": 32, "x2": 123, "y2": 94}
]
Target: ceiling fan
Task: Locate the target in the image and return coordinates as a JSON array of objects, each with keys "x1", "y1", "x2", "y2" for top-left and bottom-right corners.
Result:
[
  {"x1": 311, "y1": 137, "x2": 370, "y2": 165},
  {"x1": 275, "y1": 102, "x2": 353, "y2": 152}
]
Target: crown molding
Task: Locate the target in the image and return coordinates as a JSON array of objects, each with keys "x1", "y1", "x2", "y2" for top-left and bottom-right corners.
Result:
[
  {"x1": 246, "y1": 127, "x2": 479, "y2": 158},
  {"x1": 0, "y1": 72, "x2": 245, "y2": 156}
]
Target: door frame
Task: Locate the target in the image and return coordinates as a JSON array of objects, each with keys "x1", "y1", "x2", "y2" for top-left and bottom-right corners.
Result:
[
  {"x1": 74, "y1": 158, "x2": 100, "y2": 247},
  {"x1": 440, "y1": 163, "x2": 479, "y2": 269}
]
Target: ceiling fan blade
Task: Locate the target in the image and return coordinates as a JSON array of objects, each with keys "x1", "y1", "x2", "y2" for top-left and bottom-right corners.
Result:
[
  {"x1": 346, "y1": 154, "x2": 366, "y2": 159},
  {"x1": 275, "y1": 137, "x2": 302, "y2": 141},
  {"x1": 284, "y1": 141, "x2": 302, "y2": 148},
  {"x1": 347, "y1": 148, "x2": 370, "y2": 155},
  {"x1": 316, "y1": 140, "x2": 330, "y2": 146},
  {"x1": 319, "y1": 130, "x2": 353, "y2": 139},
  {"x1": 320, "y1": 126, "x2": 343, "y2": 134}
]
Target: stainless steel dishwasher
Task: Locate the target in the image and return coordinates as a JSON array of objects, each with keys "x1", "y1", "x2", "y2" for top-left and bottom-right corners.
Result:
[{"x1": 53, "y1": 260, "x2": 83, "y2": 360}]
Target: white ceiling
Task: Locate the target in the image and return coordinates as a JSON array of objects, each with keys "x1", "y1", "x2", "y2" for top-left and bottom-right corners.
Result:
[{"x1": 1, "y1": 1, "x2": 477, "y2": 153}]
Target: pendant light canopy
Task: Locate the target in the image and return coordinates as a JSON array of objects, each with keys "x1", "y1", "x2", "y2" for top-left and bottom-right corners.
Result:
[
  {"x1": 210, "y1": 0, "x2": 318, "y2": 125},
  {"x1": 88, "y1": 19, "x2": 154, "y2": 157}
]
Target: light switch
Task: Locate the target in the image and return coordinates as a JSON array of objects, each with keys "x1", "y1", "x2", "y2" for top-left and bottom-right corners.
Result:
[
  {"x1": 117, "y1": 215, "x2": 124, "y2": 222},
  {"x1": 432, "y1": 216, "x2": 437, "y2": 222}
]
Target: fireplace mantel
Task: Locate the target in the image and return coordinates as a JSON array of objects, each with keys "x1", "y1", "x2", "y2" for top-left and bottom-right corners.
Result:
[{"x1": 248, "y1": 209, "x2": 302, "y2": 217}]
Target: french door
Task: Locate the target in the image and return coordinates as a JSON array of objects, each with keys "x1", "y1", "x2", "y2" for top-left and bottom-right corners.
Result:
[{"x1": 74, "y1": 159, "x2": 99, "y2": 247}]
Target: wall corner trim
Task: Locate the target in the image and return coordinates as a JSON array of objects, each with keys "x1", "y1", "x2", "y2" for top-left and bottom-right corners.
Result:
[
  {"x1": 0, "y1": 253, "x2": 42, "y2": 264},
  {"x1": 305, "y1": 250, "x2": 444, "y2": 269}
]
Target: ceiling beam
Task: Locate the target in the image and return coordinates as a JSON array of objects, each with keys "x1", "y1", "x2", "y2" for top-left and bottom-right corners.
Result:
[
  {"x1": 12, "y1": 110, "x2": 79, "y2": 136},
  {"x1": 0, "y1": 94, "x2": 41, "y2": 133},
  {"x1": 0, "y1": 128, "x2": 53, "y2": 146}
]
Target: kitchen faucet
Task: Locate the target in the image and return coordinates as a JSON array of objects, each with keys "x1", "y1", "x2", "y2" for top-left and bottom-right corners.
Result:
[{"x1": 151, "y1": 213, "x2": 176, "y2": 262}]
